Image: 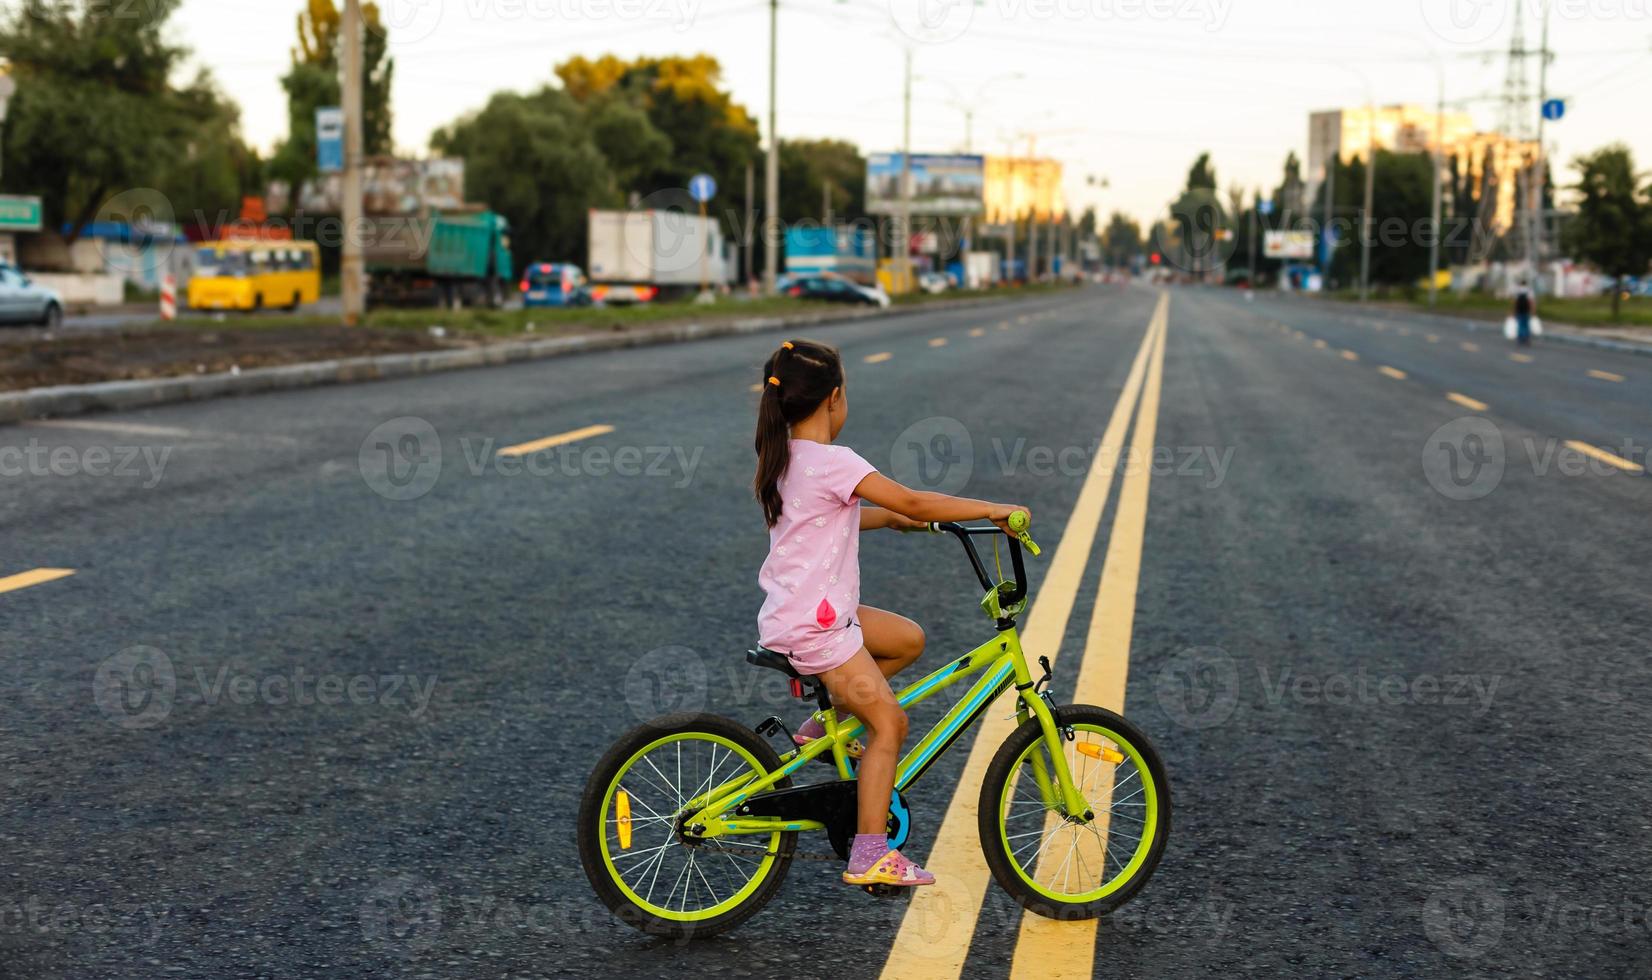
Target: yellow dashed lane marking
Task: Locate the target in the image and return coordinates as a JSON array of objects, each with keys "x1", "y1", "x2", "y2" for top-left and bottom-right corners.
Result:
[
  {"x1": 1460, "y1": 342, "x2": 1480, "y2": 353},
  {"x1": 929, "y1": 337, "x2": 949, "y2": 347},
  {"x1": 968, "y1": 327, "x2": 985, "y2": 338},
  {"x1": 1447, "y1": 392, "x2": 1488, "y2": 412},
  {"x1": 1426, "y1": 334, "x2": 1441, "y2": 343},
  {"x1": 1340, "y1": 350, "x2": 1360, "y2": 362},
  {"x1": 497, "y1": 424, "x2": 614, "y2": 457},
  {"x1": 1508, "y1": 352, "x2": 1534, "y2": 363},
  {"x1": 1378, "y1": 366, "x2": 1407, "y2": 380},
  {"x1": 864, "y1": 352, "x2": 894, "y2": 364},
  {"x1": 1588, "y1": 369, "x2": 1625, "y2": 383},
  {"x1": 0, "y1": 568, "x2": 76, "y2": 596},
  {"x1": 1313, "y1": 339, "x2": 1328, "y2": 349},
  {"x1": 1564, "y1": 440, "x2": 1644, "y2": 474}
]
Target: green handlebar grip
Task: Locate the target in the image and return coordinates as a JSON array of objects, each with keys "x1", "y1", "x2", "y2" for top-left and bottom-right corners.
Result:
[{"x1": 1007, "y1": 511, "x2": 1042, "y2": 556}]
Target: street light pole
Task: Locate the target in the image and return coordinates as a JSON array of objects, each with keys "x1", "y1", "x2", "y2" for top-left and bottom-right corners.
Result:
[
  {"x1": 340, "y1": 0, "x2": 365, "y2": 326},
  {"x1": 1429, "y1": 73, "x2": 1444, "y2": 307},
  {"x1": 762, "y1": 0, "x2": 780, "y2": 295},
  {"x1": 1359, "y1": 101, "x2": 1375, "y2": 302},
  {"x1": 897, "y1": 44, "x2": 913, "y2": 292}
]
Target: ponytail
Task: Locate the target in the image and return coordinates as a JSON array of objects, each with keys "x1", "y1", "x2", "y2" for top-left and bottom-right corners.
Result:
[{"x1": 753, "y1": 339, "x2": 844, "y2": 527}]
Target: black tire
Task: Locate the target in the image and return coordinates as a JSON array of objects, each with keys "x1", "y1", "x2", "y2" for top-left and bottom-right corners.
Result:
[
  {"x1": 577, "y1": 712, "x2": 796, "y2": 940},
  {"x1": 40, "y1": 302, "x2": 62, "y2": 329},
  {"x1": 978, "y1": 704, "x2": 1170, "y2": 919}
]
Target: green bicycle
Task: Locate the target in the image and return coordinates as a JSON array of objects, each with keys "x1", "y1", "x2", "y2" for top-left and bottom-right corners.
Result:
[{"x1": 577, "y1": 513, "x2": 1171, "y2": 938}]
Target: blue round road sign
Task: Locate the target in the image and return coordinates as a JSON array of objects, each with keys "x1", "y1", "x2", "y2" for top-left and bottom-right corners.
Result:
[
  {"x1": 1542, "y1": 99, "x2": 1564, "y2": 121},
  {"x1": 689, "y1": 173, "x2": 717, "y2": 203}
]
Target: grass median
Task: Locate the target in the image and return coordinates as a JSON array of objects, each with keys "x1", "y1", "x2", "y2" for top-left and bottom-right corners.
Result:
[
  {"x1": 4, "y1": 283, "x2": 1075, "y2": 393},
  {"x1": 1331, "y1": 288, "x2": 1652, "y2": 329}
]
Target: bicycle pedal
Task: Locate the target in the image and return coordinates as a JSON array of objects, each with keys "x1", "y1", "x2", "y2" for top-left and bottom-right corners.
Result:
[{"x1": 863, "y1": 884, "x2": 903, "y2": 899}]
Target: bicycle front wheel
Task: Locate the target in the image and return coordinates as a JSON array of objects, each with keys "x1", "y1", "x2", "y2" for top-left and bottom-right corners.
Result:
[
  {"x1": 978, "y1": 704, "x2": 1170, "y2": 919},
  {"x1": 577, "y1": 712, "x2": 796, "y2": 939}
]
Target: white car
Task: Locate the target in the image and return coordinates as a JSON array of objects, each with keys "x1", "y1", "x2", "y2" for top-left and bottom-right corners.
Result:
[
  {"x1": 918, "y1": 271, "x2": 950, "y2": 294},
  {"x1": 0, "y1": 263, "x2": 64, "y2": 327}
]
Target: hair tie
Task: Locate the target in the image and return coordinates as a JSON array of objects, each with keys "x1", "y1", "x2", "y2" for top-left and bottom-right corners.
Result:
[
  {"x1": 781, "y1": 341, "x2": 794, "y2": 350},
  {"x1": 767, "y1": 376, "x2": 780, "y2": 387}
]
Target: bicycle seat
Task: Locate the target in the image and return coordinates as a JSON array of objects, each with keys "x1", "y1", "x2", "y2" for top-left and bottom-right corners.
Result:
[{"x1": 746, "y1": 647, "x2": 802, "y2": 679}]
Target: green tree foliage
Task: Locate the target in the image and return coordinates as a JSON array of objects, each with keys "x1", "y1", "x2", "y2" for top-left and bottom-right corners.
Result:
[
  {"x1": 554, "y1": 54, "x2": 759, "y2": 221},
  {"x1": 269, "y1": 0, "x2": 395, "y2": 196},
  {"x1": 1102, "y1": 211, "x2": 1142, "y2": 267},
  {"x1": 0, "y1": 0, "x2": 257, "y2": 245},
  {"x1": 431, "y1": 88, "x2": 620, "y2": 269},
  {"x1": 1565, "y1": 144, "x2": 1652, "y2": 320},
  {"x1": 779, "y1": 138, "x2": 865, "y2": 223}
]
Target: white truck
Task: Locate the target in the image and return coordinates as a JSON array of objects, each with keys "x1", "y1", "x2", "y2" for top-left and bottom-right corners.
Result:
[{"x1": 587, "y1": 209, "x2": 732, "y2": 303}]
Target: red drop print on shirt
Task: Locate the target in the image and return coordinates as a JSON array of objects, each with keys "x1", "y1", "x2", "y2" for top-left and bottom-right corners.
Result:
[{"x1": 815, "y1": 598, "x2": 837, "y2": 630}]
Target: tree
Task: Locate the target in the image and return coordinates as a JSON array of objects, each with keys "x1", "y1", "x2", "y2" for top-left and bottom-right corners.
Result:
[
  {"x1": 431, "y1": 88, "x2": 620, "y2": 270},
  {"x1": 1565, "y1": 145, "x2": 1652, "y2": 321},
  {"x1": 779, "y1": 138, "x2": 865, "y2": 223},
  {"x1": 269, "y1": 0, "x2": 395, "y2": 197},
  {"x1": 555, "y1": 54, "x2": 760, "y2": 231},
  {"x1": 1102, "y1": 211, "x2": 1142, "y2": 267},
  {"x1": 0, "y1": 0, "x2": 256, "y2": 247}
]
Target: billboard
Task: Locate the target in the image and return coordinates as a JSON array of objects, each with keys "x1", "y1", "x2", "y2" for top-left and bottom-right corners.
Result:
[
  {"x1": 867, "y1": 153, "x2": 984, "y2": 216},
  {"x1": 1264, "y1": 230, "x2": 1317, "y2": 260}
]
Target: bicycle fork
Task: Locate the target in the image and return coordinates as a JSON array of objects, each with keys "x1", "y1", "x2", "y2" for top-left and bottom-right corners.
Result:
[{"x1": 1013, "y1": 655, "x2": 1094, "y2": 823}]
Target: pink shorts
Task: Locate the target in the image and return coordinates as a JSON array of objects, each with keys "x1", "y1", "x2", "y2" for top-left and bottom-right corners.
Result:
[{"x1": 778, "y1": 621, "x2": 864, "y2": 676}]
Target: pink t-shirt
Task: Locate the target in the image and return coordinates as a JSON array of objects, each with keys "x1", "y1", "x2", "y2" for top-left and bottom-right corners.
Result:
[{"x1": 757, "y1": 440, "x2": 878, "y2": 674}]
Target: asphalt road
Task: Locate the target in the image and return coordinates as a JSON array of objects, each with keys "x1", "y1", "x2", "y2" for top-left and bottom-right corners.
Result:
[{"x1": 2, "y1": 284, "x2": 1648, "y2": 978}]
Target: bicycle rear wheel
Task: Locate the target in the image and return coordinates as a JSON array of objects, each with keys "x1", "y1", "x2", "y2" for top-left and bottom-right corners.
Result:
[
  {"x1": 978, "y1": 704, "x2": 1170, "y2": 918},
  {"x1": 577, "y1": 712, "x2": 796, "y2": 939}
]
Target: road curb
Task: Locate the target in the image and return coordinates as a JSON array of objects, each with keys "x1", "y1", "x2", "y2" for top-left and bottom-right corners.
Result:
[{"x1": 0, "y1": 292, "x2": 1046, "y2": 426}]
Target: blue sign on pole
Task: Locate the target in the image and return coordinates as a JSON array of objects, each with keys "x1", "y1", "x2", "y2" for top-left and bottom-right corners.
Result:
[
  {"x1": 1542, "y1": 99, "x2": 1565, "y2": 121},
  {"x1": 688, "y1": 173, "x2": 717, "y2": 203},
  {"x1": 316, "y1": 107, "x2": 345, "y2": 174},
  {"x1": 1257, "y1": 199, "x2": 1275, "y2": 217}
]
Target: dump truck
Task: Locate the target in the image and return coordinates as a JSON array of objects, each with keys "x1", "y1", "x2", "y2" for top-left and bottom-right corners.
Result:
[{"x1": 365, "y1": 208, "x2": 514, "y2": 309}]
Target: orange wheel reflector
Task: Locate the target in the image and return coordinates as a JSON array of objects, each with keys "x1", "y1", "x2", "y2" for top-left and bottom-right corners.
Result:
[
  {"x1": 1076, "y1": 742, "x2": 1125, "y2": 764},
  {"x1": 616, "y1": 790, "x2": 633, "y2": 849}
]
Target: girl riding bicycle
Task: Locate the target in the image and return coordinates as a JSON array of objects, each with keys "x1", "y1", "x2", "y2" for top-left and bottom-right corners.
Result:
[{"x1": 754, "y1": 338, "x2": 1029, "y2": 889}]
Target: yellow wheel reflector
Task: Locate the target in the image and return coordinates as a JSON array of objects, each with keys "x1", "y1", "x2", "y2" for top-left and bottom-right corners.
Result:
[
  {"x1": 1076, "y1": 742, "x2": 1125, "y2": 764},
  {"x1": 616, "y1": 790, "x2": 633, "y2": 849}
]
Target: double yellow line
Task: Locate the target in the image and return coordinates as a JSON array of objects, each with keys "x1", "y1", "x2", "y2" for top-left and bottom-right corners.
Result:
[{"x1": 879, "y1": 292, "x2": 1171, "y2": 979}]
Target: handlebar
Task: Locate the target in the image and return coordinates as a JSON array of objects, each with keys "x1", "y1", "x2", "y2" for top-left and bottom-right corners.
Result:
[{"x1": 913, "y1": 510, "x2": 1040, "y2": 612}]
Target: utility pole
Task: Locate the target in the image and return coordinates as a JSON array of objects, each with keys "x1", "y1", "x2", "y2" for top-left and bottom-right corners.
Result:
[
  {"x1": 1320, "y1": 114, "x2": 1337, "y2": 290},
  {"x1": 896, "y1": 45, "x2": 913, "y2": 293},
  {"x1": 762, "y1": 0, "x2": 780, "y2": 295},
  {"x1": 1429, "y1": 75, "x2": 1444, "y2": 307},
  {"x1": 340, "y1": 0, "x2": 365, "y2": 325},
  {"x1": 1527, "y1": 2, "x2": 1552, "y2": 292},
  {"x1": 1359, "y1": 103, "x2": 1375, "y2": 302},
  {"x1": 744, "y1": 162, "x2": 754, "y2": 288}
]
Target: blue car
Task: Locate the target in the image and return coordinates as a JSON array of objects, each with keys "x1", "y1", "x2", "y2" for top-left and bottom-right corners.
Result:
[{"x1": 520, "y1": 263, "x2": 595, "y2": 308}]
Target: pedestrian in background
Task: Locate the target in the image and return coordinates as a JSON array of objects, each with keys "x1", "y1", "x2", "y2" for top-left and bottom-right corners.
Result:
[{"x1": 1511, "y1": 284, "x2": 1535, "y2": 346}]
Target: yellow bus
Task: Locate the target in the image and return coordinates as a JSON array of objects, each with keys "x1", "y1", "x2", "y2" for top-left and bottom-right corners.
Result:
[{"x1": 188, "y1": 239, "x2": 322, "y2": 312}]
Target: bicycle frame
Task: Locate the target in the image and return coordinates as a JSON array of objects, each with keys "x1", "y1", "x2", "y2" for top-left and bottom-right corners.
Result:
[{"x1": 681, "y1": 538, "x2": 1092, "y2": 839}]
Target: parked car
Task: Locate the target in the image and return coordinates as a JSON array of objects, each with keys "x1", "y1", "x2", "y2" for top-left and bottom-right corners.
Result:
[
  {"x1": 785, "y1": 274, "x2": 891, "y2": 308},
  {"x1": 520, "y1": 262, "x2": 596, "y2": 308},
  {"x1": 918, "y1": 271, "x2": 951, "y2": 294},
  {"x1": 0, "y1": 263, "x2": 64, "y2": 327}
]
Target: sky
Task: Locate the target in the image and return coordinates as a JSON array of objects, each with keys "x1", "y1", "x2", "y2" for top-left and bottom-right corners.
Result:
[{"x1": 177, "y1": 0, "x2": 1652, "y2": 227}]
